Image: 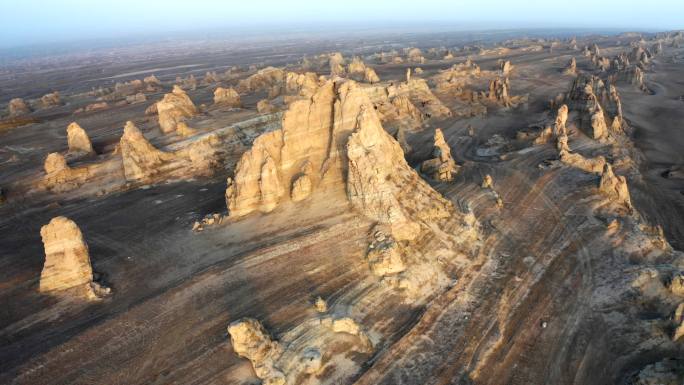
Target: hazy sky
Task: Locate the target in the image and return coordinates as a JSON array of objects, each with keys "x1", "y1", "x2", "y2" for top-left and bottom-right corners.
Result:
[{"x1": 1, "y1": 0, "x2": 682, "y2": 48}]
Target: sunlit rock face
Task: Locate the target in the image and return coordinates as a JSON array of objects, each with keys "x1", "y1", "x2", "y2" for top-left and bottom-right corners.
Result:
[{"x1": 156, "y1": 85, "x2": 197, "y2": 134}]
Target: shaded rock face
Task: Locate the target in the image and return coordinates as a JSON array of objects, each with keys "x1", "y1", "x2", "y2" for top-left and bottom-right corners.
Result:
[
  {"x1": 120, "y1": 121, "x2": 172, "y2": 181},
  {"x1": 566, "y1": 75, "x2": 616, "y2": 140},
  {"x1": 213, "y1": 87, "x2": 241, "y2": 107},
  {"x1": 8, "y1": 98, "x2": 31, "y2": 117},
  {"x1": 407, "y1": 47, "x2": 425, "y2": 63},
  {"x1": 39, "y1": 217, "x2": 108, "y2": 299},
  {"x1": 66, "y1": 122, "x2": 94, "y2": 155},
  {"x1": 488, "y1": 77, "x2": 512, "y2": 107},
  {"x1": 421, "y1": 128, "x2": 459, "y2": 182},
  {"x1": 143, "y1": 75, "x2": 162, "y2": 91},
  {"x1": 157, "y1": 85, "x2": 197, "y2": 134}
]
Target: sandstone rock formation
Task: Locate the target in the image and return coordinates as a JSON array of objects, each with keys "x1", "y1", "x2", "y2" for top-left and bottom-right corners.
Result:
[
  {"x1": 598, "y1": 163, "x2": 632, "y2": 209},
  {"x1": 364, "y1": 67, "x2": 380, "y2": 84},
  {"x1": 387, "y1": 77, "x2": 451, "y2": 119},
  {"x1": 366, "y1": 225, "x2": 406, "y2": 276},
  {"x1": 41, "y1": 92, "x2": 61, "y2": 108},
  {"x1": 227, "y1": 318, "x2": 285, "y2": 385},
  {"x1": 499, "y1": 60, "x2": 513, "y2": 75},
  {"x1": 143, "y1": 75, "x2": 162, "y2": 91},
  {"x1": 488, "y1": 77, "x2": 512, "y2": 107},
  {"x1": 284, "y1": 72, "x2": 319, "y2": 98},
  {"x1": 66, "y1": 122, "x2": 94, "y2": 155},
  {"x1": 39, "y1": 216, "x2": 110, "y2": 299},
  {"x1": 119, "y1": 121, "x2": 219, "y2": 183},
  {"x1": 8, "y1": 98, "x2": 31, "y2": 117},
  {"x1": 157, "y1": 85, "x2": 197, "y2": 134},
  {"x1": 226, "y1": 79, "x2": 454, "y2": 241},
  {"x1": 566, "y1": 75, "x2": 613, "y2": 140},
  {"x1": 238, "y1": 67, "x2": 285, "y2": 93},
  {"x1": 564, "y1": 57, "x2": 577, "y2": 75},
  {"x1": 175, "y1": 74, "x2": 197, "y2": 91},
  {"x1": 407, "y1": 48, "x2": 425, "y2": 63},
  {"x1": 213, "y1": 87, "x2": 241, "y2": 107},
  {"x1": 42, "y1": 153, "x2": 89, "y2": 193},
  {"x1": 329, "y1": 52, "x2": 345, "y2": 76},
  {"x1": 257, "y1": 99, "x2": 276, "y2": 114},
  {"x1": 420, "y1": 128, "x2": 459, "y2": 181}
]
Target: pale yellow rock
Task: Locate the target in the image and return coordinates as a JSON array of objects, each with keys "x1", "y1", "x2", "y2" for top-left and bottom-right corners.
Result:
[
  {"x1": 41, "y1": 92, "x2": 61, "y2": 108},
  {"x1": 291, "y1": 174, "x2": 312, "y2": 202},
  {"x1": 564, "y1": 57, "x2": 577, "y2": 75},
  {"x1": 366, "y1": 226, "x2": 406, "y2": 276},
  {"x1": 120, "y1": 121, "x2": 172, "y2": 181},
  {"x1": 670, "y1": 274, "x2": 684, "y2": 296},
  {"x1": 156, "y1": 85, "x2": 197, "y2": 134},
  {"x1": 329, "y1": 52, "x2": 345, "y2": 76},
  {"x1": 227, "y1": 318, "x2": 285, "y2": 385},
  {"x1": 120, "y1": 121, "x2": 219, "y2": 183},
  {"x1": 500, "y1": 60, "x2": 513, "y2": 75},
  {"x1": 560, "y1": 151, "x2": 606, "y2": 174},
  {"x1": 314, "y1": 297, "x2": 328, "y2": 313},
  {"x1": 8, "y1": 98, "x2": 30, "y2": 117},
  {"x1": 257, "y1": 99, "x2": 276, "y2": 114},
  {"x1": 39, "y1": 217, "x2": 109, "y2": 299},
  {"x1": 284, "y1": 72, "x2": 318, "y2": 97},
  {"x1": 599, "y1": 163, "x2": 632, "y2": 209},
  {"x1": 213, "y1": 87, "x2": 241, "y2": 107},
  {"x1": 421, "y1": 128, "x2": 458, "y2": 181},
  {"x1": 482, "y1": 174, "x2": 494, "y2": 189},
  {"x1": 66, "y1": 122, "x2": 94, "y2": 155},
  {"x1": 554, "y1": 104, "x2": 569, "y2": 136},
  {"x1": 42, "y1": 153, "x2": 89, "y2": 193},
  {"x1": 175, "y1": 122, "x2": 197, "y2": 138},
  {"x1": 391, "y1": 95, "x2": 423, "y2": 124},
  {"x1": 364, "y1": 67, "x2": 380, "y2": 83}
]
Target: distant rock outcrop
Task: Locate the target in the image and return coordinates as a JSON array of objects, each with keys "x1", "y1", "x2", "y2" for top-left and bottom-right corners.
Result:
[
  {"x1": 421, "y1": 128, "x2": 459, "y2": 182},
  {"x1": 213, "y1": 87, "x2": 241, "y2": 107},
  {"x1": 329, "y1": 52, "x2": 345, "y2": 76},
  {"x1": 256, "y1": 99, "x2": 276, "y2": 114},
  {"x1": 564, "y1": 57, "x2": 577, "y2": 75},
  {"x1": 238, "y1": 67, "x2": 285, "y2": 93},
  {"x1": 119, "y1": 121, "x2": 219, "y2": 183},
  {"x1": 39, "y1": 216, "x2": 110, "y2": 299},
  {"x1": 8, "y1": 98, "x2": 31, "y2": 117},
  {"x1": 66, "y1": 122, "x2": 94, "y2": 155},
  {"x1": 488, "y1": 77, "x2": 512, "y2": 107},
  {"x1": 499, "y1": 60, "x2": 513, "y2": 75},
  {"x1": 41, "y1": 92, "x2": 61, "y2": 108},
  {"x1": 157, "y1": 85, "x2": 197, "y2": 134}
]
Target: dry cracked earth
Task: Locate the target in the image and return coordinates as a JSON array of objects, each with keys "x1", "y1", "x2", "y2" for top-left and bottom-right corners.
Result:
[{"x1": 1, "y1": 29, "x2": 684, "y2": 385}]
